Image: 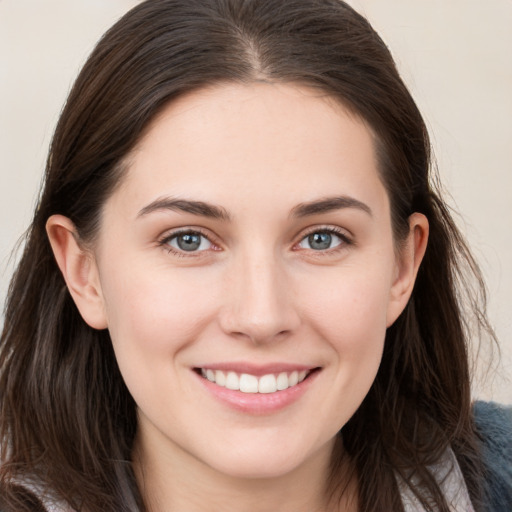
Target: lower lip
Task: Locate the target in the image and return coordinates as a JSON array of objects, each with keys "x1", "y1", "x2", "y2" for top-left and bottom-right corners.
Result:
[{"x1": 195, "y1": 370, "x2": 319, "y2": 415}]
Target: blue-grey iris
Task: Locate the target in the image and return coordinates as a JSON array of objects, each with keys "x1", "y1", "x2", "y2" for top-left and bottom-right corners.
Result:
[
  {"x1": 177, "y1": 233, "x2": 202, "y2": 251},
  {"x1": 308, "y1": 232, "x2": 332, "y2": 250}
]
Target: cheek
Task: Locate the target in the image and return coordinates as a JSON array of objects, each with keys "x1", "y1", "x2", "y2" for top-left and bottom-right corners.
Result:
[
  {"x1": 298, "y1": 265, "x2": 392, "y2": 394},
  {"x1": 99, "y1": 262, "x2": 222, "y2": 397},
  {"x1": 303, "y1": 279, "x2": 389, "y2": 432},
  {"x1": 98, "y1": 265, "x2": 223, "y2": 422},
  {"x1": 103, "y1": 262, "x2": 214, "y2": 342},
  {"x1": 302, "y1": 268, "x2": 391, "y2": 345}
]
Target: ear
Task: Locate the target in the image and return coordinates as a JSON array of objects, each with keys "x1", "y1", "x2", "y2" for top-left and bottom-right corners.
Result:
[
  {"x1": 386, "y1": 213, "x2": 429, "y2": 327},
  {"x1": 46, "y1": 215, "x2": 108, "y2": 330}
]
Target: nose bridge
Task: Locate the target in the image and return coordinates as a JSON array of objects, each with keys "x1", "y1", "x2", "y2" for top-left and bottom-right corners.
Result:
[{"x1": 220, "y1": 245, "x2": 299, "y2": 343}]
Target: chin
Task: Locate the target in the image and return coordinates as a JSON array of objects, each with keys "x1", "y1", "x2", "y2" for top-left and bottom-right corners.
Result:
[
  {"x1": 210, "y1": 457, "x2": 304, "y2": 481},
  {"x1": 200, "y1": 436, "x2": 331, "y2": 481}
]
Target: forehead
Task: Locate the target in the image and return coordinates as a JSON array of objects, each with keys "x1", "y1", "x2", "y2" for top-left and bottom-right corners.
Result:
[{"x1": 112, "y1": 82, "x2": 387, "y2": 217}]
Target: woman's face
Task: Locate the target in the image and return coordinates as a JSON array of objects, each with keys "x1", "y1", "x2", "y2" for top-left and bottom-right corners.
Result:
[{"x1": 83, "y1": 83, "x2": 420, "y2": 479}]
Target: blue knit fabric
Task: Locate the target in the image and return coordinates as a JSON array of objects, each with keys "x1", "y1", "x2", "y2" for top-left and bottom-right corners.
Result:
[{"x1": 473, "y1": 401, "x2": 512, "y2": 511}]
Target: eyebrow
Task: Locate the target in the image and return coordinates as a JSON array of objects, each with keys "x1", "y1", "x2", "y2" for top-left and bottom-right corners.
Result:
[
  {"x1": 137, "y1": 195, "x2": 371, "y2": 221},
  {"x1": 290, "y1": 196, "x2": 372, "y2": 218},
  {"x1": 137, "y1": 197, "x2": 231, "y2": 221}
]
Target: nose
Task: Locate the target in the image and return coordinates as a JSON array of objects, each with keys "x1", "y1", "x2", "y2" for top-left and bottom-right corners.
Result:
[{"x1": 218, "y1": 250, "x2": 300, "y2": 344}]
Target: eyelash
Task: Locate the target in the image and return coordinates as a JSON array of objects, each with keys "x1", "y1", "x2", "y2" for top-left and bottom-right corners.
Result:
[
  {"x1": 157, "y1": 226, "x2": 353, "y2": 257},
  {"x1": 294, "y1": 226, "x2": 353, "y2": 254},
  {"x1": 158, "y1": 228, "x2": 218, "y2": 257}
]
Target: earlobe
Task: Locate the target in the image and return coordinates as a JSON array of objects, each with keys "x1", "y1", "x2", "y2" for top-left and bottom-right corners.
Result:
[
  {"x1": 386, "y1": 213, "x2": 429, "y2": 327},
  {"x1": 46, "y1": 215, "x2": 108, "y2": 330}
]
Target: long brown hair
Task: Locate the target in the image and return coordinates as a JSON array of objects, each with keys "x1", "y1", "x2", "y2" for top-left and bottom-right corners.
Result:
[{"x1": 0, "y1": 1, "x2": 494, "y2": 510}]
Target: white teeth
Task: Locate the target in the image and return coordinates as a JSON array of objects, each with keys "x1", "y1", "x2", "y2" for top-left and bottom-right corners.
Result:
[
  {"x1": 200, "y1": 368, "x2": 311, "y2": 394},
  {"x1": 215, "y1": 370, "x2": 226, "y2": 387},
  {"x1": 239, "y1": 373, "x2": 258, "y2": 393},
  {"x1": 258, "y1": 374, "x2": 277, "y2": 393},
  {"x1": 225, "y1": 371, "x2": 239, "y2": 390},
  {"x1": 276, "y1": 372, "x2": 289, "y2": 391}
]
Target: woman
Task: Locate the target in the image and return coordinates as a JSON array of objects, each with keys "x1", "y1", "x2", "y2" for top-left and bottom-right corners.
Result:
[{"x1": 0, "y1": 1, "x2": 510, "y2": 511}]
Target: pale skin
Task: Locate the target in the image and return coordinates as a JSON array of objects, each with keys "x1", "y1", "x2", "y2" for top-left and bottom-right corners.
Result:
[{"x1": 47, "y1": 83, "x2": 428, "y2": 512}]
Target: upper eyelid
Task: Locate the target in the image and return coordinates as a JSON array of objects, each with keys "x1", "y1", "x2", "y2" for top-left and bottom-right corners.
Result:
[
  {"x1": 158, "y1": 227, "x2": 221, "y2": 251},
  {"x1": 296, "y1": 225, "x2": 352, "y2": 240},
  {"x1": 159, "y1": 227, "x2": 215, "y2": 241}
]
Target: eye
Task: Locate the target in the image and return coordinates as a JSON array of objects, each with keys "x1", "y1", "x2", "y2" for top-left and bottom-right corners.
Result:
[
  {"x1": 297, "y1": 230, "x2": 347, "y2": 251},
  {"x1": 165, "y1": 231, "x2": 213, "y2": 253}
]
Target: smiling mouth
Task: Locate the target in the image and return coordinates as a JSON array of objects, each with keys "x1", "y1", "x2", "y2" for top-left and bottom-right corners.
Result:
[{"x1": 196, "y1": 368, "x2": 318, "y2": 394}]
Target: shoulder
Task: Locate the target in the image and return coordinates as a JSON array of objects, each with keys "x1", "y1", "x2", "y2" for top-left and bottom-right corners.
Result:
[{"x1": 473, "y1": 400, "x2": 512, "y2": 511}]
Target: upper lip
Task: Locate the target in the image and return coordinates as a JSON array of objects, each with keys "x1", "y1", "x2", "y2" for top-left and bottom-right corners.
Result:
[{"x1": 194, "y1": 362, "x2": 319, "y2": 376}]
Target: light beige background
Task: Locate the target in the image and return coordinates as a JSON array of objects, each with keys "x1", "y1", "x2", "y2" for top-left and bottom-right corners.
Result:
[{"x1": 1, "y1": 1, "x2": 511, "y2": 403}]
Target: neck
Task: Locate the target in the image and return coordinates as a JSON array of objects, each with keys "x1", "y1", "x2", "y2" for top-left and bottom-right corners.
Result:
[{"x1": 133, "y1": 430, "x2": 357, "y2": 512}]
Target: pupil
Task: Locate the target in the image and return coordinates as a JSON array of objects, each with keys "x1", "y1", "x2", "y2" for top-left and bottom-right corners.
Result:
[
  {"x1": 177, "y1": 233, "x2": 201, "y2": 251},
  {"x1": 309, "y1": 232, "x2": 331, "y2": 250}
]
